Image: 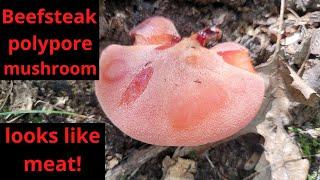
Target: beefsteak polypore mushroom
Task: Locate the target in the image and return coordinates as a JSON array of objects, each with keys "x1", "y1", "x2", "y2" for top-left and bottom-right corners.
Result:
[{"x1": 96, "y1": 16, "x2": 265, "y2": 146}]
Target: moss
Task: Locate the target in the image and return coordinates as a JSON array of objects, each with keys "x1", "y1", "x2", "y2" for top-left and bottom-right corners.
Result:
[
  {"x1": 307, "y1": 170, "x2": 320, "y2": 180},
  {"x1": 28, "y1": 114, "x2": 43, "y2": 123},
  {"x1": 288, "y1": 116, "x2": 320, "y2": 179}
]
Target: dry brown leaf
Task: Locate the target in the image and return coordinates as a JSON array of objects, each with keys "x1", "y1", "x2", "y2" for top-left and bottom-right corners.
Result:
[
  {"x1": 242, "y1": 57, "x2": 310, "y2": 180},
  {"x1": 305, "y1": 128, "x2": 320, "y2": 138},
  {"x1": 281, "y1": 32, "x2": 302, "y2": 46},
  {"x1": 287, "y1": 0, "x2": 320, "y2": 11},
  {"x1": 280, "y1": 61, "x2": 320, "y2": 106},
  {"x1": 11, "y1": 81, "x2": 35, "y2": 112},
  {"x1": 162, "y1": 156, "x2": 196, "y2": 180},
  {"x1": 285, "y1": 11, "x2": 320, "y2": 27},
  {"x1": 107, "y1": 157, "x2": 120, "y2": 170},
  {"x1": 253, "y1": 93, "x2": 309, "y2": 180},
  {"x1": 55, "y1": 96, "x2": 69, "y2": 108},
  {"x1": 301, "y1": 11, "x2": 320, "y2": 25},
  {"x1": 292, "y1": 32, "x2": 311, "y2": 66},
  {"x1": 302, "y1": 59, "x2": 320, "y2": 93},
  {"x1": 310, "y1": 29, "x2": 320, "y2": 55}
]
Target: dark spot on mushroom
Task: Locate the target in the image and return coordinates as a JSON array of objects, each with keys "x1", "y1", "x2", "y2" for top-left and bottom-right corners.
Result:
[
  {"x1": 119, "y1": 67, "x2": 154, "y2": 105},
  {"x1": 145, "y1": 61, "x2": 152, "y2": 66}
]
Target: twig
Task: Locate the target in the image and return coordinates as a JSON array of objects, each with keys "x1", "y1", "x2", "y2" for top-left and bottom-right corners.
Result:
[
  {"x1": 275, "y1": 0, "x2": 286, "y2": 55},
  {"x1": 105, "y1": 146, "x2": 169, "y2": 180},
  {"x1": 6, "y1": 114, "x2": 24, "y2": 123},
  {"x1": 205, "y1": 152, "x2": 215, "y2": 169},
  {"x1": 267, "y1": 0, "x2": 286, "y2": 64},
  {"x1": 205, "y1": 151, "x2": 228, "y2": 179},
  {"x1": 287, "y1": 7, "x2": 300, "y2": 20},
  {"x1": 128, "y1": 167, "x2": 140, "y2": 180},
  {"x1": 0, "y1": 110, "x2": 89, "y2": 119},
  {"x1": 297, "y1": 58, "x2": 308, "y2": 76},
  {"x1": 287, "y1": 7, "x2": 307, "y2": 34},
  {"x1": 287, "y1": 7, "x2": 311, "y2": 76}
]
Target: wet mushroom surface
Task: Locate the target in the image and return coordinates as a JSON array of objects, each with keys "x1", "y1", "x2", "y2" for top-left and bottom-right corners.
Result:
[{"x1": 96, "y1": 16, "x2": 265, "y2": 146}]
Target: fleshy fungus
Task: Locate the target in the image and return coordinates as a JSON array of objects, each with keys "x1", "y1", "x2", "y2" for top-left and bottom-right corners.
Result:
[{"x1": 96, "y1": 16, "x2": 265, "y2": 146}]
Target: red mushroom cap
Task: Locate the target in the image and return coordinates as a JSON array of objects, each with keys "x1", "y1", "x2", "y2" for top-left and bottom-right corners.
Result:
[
  {"x1": 211, "y1": 42, "x2": 256, "y2": 73},
  {"x1": 96, "y1": 17, "x2": 265, "y2": 146}
]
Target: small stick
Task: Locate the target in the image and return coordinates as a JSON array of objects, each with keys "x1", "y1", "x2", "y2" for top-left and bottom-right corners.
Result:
[
  {"x1": 205, "y1": 152, "x2": 215, "y2": 169},
  {"x1": 275, "y1": 0, "x2": 286, "y2": 55},
  {"x1": 0, "y1": 110, "x2": 89, "y2": 119},
  {"x1": 105, "y1": 146, "x2": 169, "y2": 180}
]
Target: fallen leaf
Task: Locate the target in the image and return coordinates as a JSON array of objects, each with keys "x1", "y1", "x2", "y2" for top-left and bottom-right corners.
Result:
[
  {"x1": 280, "y1": 61, "x2": 320, "y2": 106},
  {"x1": 162, "y1": 156, "x2": 196, "y2": 180},
  {"x1": 310, "y1": 28, "x2": 320, "y2": 55},
  {"x1": 301, "y1": 12, "x2": 320, "y2": 25},
  {"x1": 244, "y1": 151, "x2": 262, "y2": 171},
  {"x1": 305, "y1": 128, "x2": 320, "y2": 138},
  {"x1": 291, "y1": 31, "x2": 311, "y2": 66},
  {"x1": 11, "y1": 81, "x2": 35, "y2": 112},
  {"x1": 107, "y1": 157, "x2": 120, "y2": 170},
  {"x1": 55, "y1": 96, "x2": 69, "y2": 108},
  {"x1": 243, "y1": 56, "x2": 310, "y2": 180},
  {"x1": 281, "y1": 32, "x2": 302, "y2": 46},
  {"x1": 253, "y1": 96, "x2": 310, "y2": 180},
  {"x1": 302, "y1": 59, "x2": 320, "y2": 94}
]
